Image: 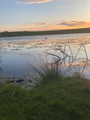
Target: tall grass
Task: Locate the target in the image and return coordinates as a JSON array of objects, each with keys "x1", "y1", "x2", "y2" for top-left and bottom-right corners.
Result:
[{"x1": 28, "y1": 42, "x2": 88, "y2": 80}]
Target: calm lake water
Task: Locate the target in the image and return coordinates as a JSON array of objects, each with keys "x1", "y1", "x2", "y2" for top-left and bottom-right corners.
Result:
[{"x1": 0, "y1": 33, "x2": 90, "y2": 78}]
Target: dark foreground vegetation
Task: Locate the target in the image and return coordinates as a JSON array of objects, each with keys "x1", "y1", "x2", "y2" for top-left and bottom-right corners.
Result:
[
  {"x1": 0, "y1": 27, "x2": 90, "y2": 37},
  {"x1": 0, "y1": 74, "x2": 90, "y2": 120}
]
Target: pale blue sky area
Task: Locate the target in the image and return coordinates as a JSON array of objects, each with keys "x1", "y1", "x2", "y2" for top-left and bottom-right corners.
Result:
[{"x1": 0, "y1": 0, "x2": 90, "y2": 31}]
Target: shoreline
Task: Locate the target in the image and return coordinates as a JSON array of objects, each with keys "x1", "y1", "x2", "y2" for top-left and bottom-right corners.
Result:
[
  {"x1": 0, "y1": 72, "x2": 40, "y2": 91},
  {"x1": 0, "y1": 72, "x2": 90, "y2": 92},
  {"x1": 0, "y1": 27, "x2": 90, "y2": 38}
]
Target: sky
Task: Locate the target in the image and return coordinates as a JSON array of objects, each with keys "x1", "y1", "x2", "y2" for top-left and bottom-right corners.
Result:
[{"x1": 0, "y1": 0, "x2": 90, "y2": 32}]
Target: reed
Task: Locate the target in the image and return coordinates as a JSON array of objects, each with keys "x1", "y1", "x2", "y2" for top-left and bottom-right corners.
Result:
[{"x1": 28, "y1": 42, "x2": 88, "y2": 80}]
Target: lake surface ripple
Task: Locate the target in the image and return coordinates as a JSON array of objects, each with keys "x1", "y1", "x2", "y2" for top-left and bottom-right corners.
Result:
[{"x1": 0, "y1": 33, "x2": 90, "y2": 79}]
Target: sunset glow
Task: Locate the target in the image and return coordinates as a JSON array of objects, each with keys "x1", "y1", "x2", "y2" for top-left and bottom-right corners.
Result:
[{"x1": 0, "y1": 0, "x2": 90, "y2": 32}]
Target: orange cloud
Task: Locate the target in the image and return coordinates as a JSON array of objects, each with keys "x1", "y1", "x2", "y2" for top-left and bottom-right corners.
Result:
[
  {"x1": 16, "y1": 0, "x2": 53, "y2": 4},
  {"x1": 57, "y1": 21, "x2": 90, "y2": 27},
  {"x1": 16, "y1": 1, "x2": 19, "y2": 3},
  {"x1": 1, "y1": 20, "x2": 90, "y2": 32},
  {"x1": 33, "y1": 23, "x2": 49, "y2": 26}
]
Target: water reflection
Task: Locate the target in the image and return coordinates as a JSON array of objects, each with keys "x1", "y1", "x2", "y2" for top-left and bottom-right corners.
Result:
[
  {"x1": 0, "y1": 46, "x2": 3, "y2": 73},
  {"x1": 0, "y1": 33, "x2": 90, "y2": 78}
]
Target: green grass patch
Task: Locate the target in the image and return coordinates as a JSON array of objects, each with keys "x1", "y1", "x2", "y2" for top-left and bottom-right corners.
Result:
[{"x1": 0, "y1": 76, "x2": 90, "y2": 120}]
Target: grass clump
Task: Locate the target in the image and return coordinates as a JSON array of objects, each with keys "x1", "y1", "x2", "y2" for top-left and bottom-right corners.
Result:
[{"x1": 0, "y1": 75, "x2": 90, "y2": 120}]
